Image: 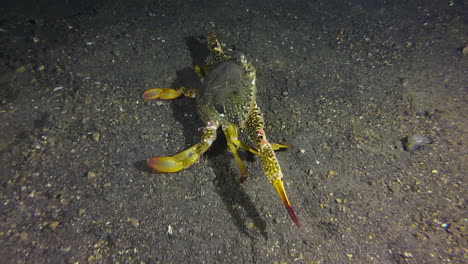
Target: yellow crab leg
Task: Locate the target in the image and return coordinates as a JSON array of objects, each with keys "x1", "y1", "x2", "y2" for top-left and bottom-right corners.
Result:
[
  {"x1": 245, "y1": 105, "x2": 301, "y2": 228},
  {"x1": 260, "y1": 146, "x2": 300, "y2": 228},
  {"x1": 224, "y1": 124, "x2": 251, "y2": 183},
  {"x1": 224, "y1": 124, "x2": 258, "y2": 154},
  {"x1": 142, "y1": 86, "x2": 196, "y2": 100},
  {"x1": 147, "y1": 120, "x2": 218, "y2": 172},
  {"x1": 271, "y1": 143, "x2": 294, "y2": 151}
]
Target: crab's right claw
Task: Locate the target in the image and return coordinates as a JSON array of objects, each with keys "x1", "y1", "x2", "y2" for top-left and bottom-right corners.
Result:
[{"x1": 142, "y1": 88, "x2": 182, "y2": 100}]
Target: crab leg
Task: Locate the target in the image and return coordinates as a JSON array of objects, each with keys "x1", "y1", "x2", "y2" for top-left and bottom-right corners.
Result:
[
  {"x1": 245, "y1": 104, "x2": 301, "y2": 228},
  {"x1": 142, "y1": 86, "x2": 196, "y2": 100},
  {"x1": 223, "y1": 124, "x2": 252, "y2": 183},
  {"x1": 147, "y1": 120, "x2": 219, "y2": 172},
  {"x1": 271, "y1": 143, "x2": 294, "y2": 151}
]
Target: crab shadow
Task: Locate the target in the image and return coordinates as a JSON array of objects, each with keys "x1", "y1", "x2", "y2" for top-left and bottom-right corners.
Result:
[
  {"x1": 207, "y1": 136, "x2": 268, "y2": 239},
  {"x1": 138, "y1": 36, "x2": 268, "y2": 238}
]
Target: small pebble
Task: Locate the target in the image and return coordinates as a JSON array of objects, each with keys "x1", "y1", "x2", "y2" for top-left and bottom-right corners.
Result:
[
  {"x1": 128, "y1": 218, "x2": 140, "y2": 228},
  {"x1": 20, "y1": 232, "x2": 29, "y2": 241},
  {"x1": 87, "y1": 171, "x2": 97, "y2": 180},
  {"x1": 402, "y1": 252, "x2": 413, "y2": 258},
  {"x1": 463, "y1": 44, "x2": 468, "y2": 55},
  {"x1": 400, "y1": 77, "x2": 409, "y2": 86},
  {"x1": 91, "y1": 132, "x2": 100, "y2": 143},
  {"x1": 16, "y1": 66, "x2": 27, "y2": 73},
  {"x1": 49, "y1": 221, "x2": 60, "y2": 230}
]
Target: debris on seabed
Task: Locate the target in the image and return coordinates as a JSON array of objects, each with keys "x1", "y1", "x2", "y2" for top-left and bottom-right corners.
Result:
[{"x1": 402, "y1": 134, "x2": 432, "y2": 151}]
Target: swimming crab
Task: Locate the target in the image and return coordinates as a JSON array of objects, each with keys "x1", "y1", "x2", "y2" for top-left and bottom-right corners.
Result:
[{"x1": 142, "y1": 34, "x2": 300, "y2": 227}]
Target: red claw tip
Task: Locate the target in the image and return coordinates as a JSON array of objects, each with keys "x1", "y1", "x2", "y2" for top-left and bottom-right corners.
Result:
[
  {"x1": 286, "y1": 206, "x2": 301, "y2": 228},
  {"x1": 239, "y1": 175, "x2": 247, "y2": 183}
]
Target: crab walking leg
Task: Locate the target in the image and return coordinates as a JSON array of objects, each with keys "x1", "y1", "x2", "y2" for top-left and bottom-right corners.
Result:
[
  {"x1": 270, "y1": 143, "x2": 294, "y2": 151},
  {"x1": 245, "y1": 105, "x2": 301, "y2": 228},
  {"x1": 142, "y1": 86, "x2": 196, "y2": 100},
  {"x1": 223, "y1": 124, "x2": 251, "y2": 183},
  {"x1": 147, "y1": 120, "x2": 219, "y2": 172}
]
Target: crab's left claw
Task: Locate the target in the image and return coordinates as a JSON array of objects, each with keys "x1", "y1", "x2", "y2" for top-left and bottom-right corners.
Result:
[
  {"x1": 142, "y1": 88, "x2": 181, "y2": 100},
  {"x1": 147, "y1": 144, "x2": 202, "y2": 173},
  {"x1": 272, "y1": 179, "x2": 301, "y2": 228},
  {"x1": 147, "y1": 120, "x2": 219, "y2": 173},
  {"x1": 142, "y1": 86, "x2": 196, "y2": 101},
  {"x1": 147, "y1": 156, "x2": 184, "y2": 173}
]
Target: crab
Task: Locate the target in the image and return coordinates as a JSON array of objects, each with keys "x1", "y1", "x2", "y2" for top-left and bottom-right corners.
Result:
[{"x1": 142, "y1": 34, "x2": 300, "y2": 228}]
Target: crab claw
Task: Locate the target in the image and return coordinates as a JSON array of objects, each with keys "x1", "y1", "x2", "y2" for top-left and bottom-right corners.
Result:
[
  {"x1": 147, "y1": 145, "x2": 203, "y2": 173},
  {"x1": 147, "y1": 156, "x2": 184, "y2": 173},
  {"x1": 142, "y1": 88, "x2": 182, "y2": 100},
  {"x1": 272, "y1": 179, "x2": 301, "y2": 228}
]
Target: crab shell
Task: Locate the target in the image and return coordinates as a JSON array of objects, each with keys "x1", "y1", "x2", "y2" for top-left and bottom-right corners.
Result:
[{"x1": 196, "y1": 54, "x2": 257, "y2": 129}]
